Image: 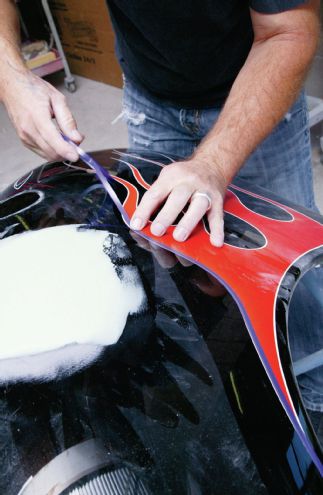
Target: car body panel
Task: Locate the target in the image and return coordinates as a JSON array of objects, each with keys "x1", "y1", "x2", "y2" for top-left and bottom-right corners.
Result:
[{"x1": 0, "y1": 149, "x2": 322, "y2": 494}]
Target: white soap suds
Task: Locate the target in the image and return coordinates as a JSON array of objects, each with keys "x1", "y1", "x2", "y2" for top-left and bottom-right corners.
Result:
[
  {"x1": 0, "y1": 225, "x2": 146, "y2": 382},
  {"x1": 0, "y1": 343, "x2": 103, "y2": 383}
]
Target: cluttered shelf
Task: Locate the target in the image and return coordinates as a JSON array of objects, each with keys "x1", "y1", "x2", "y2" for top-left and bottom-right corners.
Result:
[{"x1": 22, "y1": 41, "x2": 64, "y2": 78}]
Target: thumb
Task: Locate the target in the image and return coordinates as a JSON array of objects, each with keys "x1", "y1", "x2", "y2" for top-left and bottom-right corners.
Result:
[{"x1": 51, "y1": 92, "x2": 83, "y2": 143}]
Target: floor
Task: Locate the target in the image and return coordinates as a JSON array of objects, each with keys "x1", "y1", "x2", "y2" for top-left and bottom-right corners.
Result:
[{"x1": 0, "y1": 22, "x2": 323, "y2": 211}]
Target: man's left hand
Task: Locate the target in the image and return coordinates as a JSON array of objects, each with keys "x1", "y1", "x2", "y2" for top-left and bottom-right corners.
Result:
[{"x1": 130, "y1": 157, "x2": 227, "y2": 247}]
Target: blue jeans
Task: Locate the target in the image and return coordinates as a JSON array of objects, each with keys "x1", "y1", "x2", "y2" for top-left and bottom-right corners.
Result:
[
  {"x1": 123, "y1": 79, "x2": 317, "y2": 210},
  {"x1": 122, "y1": 79, "x2": 323, "y2": 414}
]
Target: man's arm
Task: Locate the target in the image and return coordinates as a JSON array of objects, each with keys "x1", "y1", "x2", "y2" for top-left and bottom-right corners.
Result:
[
  {"x1": 131, "y1": 0, "x2": 320, "y2": 246},
  {"x1": 0, "y1": 0, "x2": 82, "y2": 161}
]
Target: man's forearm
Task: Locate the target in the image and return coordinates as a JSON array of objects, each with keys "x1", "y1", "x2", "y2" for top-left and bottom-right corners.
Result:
[
  {"x1": 194, "y1": 4, "x2": 320, "y2": 185},
  {"x1": 0, "y1": 0, "x2": 28, "y2": 100}
]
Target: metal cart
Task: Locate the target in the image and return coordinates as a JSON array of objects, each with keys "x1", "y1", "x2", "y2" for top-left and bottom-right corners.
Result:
[{"x1": 19, "y1": 0, "x2": 76, "y2": 92}]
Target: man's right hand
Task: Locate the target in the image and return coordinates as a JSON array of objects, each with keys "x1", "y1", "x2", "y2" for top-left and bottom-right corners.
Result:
[{"x1": 2, "y1": 69, "x2": 83, "y2": 162}]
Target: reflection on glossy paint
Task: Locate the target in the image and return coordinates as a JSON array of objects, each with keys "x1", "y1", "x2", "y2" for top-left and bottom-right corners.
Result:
[
  {"x1": 229, "y1": 185, "x2": 293, "y2": 222},
  {"x1": 288, "y1": 262, "x2": 323, "y2": 450},
  {"x1": 204, "y1": 212, "x2": 267, "y2": 249},
  {"x1": 0, "y1": 190, "x2": 43, "y2": 220},
  {"x1": 108, "y1": 154, "x2": 323, "y2": 476},
  {"x1": 0, "y1": 150, "x2": 322, "y2": 494}
]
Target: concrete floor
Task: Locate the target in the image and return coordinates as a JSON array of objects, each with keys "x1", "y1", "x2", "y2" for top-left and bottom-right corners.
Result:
[{"x1": 0, "y1": 29, "x2": 323, "y2": 211}]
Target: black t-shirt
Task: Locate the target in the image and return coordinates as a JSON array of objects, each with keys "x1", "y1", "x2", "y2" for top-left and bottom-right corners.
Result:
[{"x1": 107, "y1": 1, "x2": 307, "y2": 108}]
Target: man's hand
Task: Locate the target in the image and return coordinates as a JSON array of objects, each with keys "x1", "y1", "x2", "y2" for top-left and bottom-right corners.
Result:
[
  {"x1": 131, "y1": 0, "x2": 319, "y2": 247},
  {"x1": 130, "y1": 157, "x2": 228, "y2": 247},
  {"x1": 2, "y1": 70, "x2": 83, "y2": 161},
  {"x1": 0, "y1": 0, "x2": 82, "y2": 161}
]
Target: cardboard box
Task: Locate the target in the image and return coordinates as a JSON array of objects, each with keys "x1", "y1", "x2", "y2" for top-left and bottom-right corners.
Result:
[{"x1": 49, "y1": 0, "x2": 122, "y2": 87}]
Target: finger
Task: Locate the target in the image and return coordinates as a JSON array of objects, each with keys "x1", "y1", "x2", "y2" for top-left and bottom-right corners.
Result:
[
  {"x1": 207, "y1": 201, "x2": 225, "y2": 247},
  {"x1": 34, "y1": 104, "x2": 79, "y2": 162},
  {"x1": 130, "y1": 180, "x2": 170, "y2": 231},
  {"x1": 51, "y1": 92, "x2": 83, "y2": 143},
  {"x1": 22, "y1": 122, "x2": 48, "y2": 158},
  {"x1": 38, "y1": 118, "x2": 79, "y2": 162},
  {"x1": 27, "y1": 133, "x2": 61, "y2": 161},
  {"x1": 150, "y1": 185, "x2": 192, "y2": 237},
  {"x1": 130, "y1": 231, "x2": 153, "y2": 251},
  {"x1": 176, "y1": 255, "x2": 193, "y2": 267},
  {"x1": 18, "y1": 120, "x2": 42, "y2": 150},
  {"x1": 27, "y1": 145, "x2": 48, "y2": 160},
  {"x1": 173, "y1": 194, "x2": 210, "y2": 242},
  {"x1": 130, "y1": 231, "x2": 177, "y2": 268},
  {"x1": 150, "y1": 243, "x2": 177, "y2": 269}
]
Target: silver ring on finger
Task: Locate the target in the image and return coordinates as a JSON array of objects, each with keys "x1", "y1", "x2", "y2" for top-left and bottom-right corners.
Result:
[{"x1": 191, "y1": 191, "x2": 212, "y2": 211}]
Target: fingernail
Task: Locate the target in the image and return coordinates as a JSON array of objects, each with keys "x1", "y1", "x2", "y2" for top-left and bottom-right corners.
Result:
[
  {"x1": 130, "y1": 217, "x2": 143, "y2": 230},
  {"x1": 66, "y1": 151, "x2": 79, "y2": 162},
  {"x1": 151, "y1": 222, "x2": 165, "y2": 236},
  {"x1": 211, "y1": 235, "x2": 224, "y2": 247},
  {"x1": 173, "y1": 227, "x2": 188, "y2": 242}
]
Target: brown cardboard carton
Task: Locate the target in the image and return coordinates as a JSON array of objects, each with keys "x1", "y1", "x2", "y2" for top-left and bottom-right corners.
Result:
[{"x1": 49, "y1": 0, "x2": 122, "y2": 87}]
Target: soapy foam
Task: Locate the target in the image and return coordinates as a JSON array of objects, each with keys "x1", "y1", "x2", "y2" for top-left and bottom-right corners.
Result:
[
  {"x1": 0, "y1": 343, "x2": 103, "y2": 383},
  {"x1": 0, "y1": 225, "x2": 146, "y2": 382}
]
